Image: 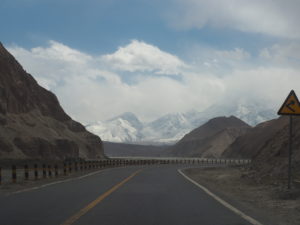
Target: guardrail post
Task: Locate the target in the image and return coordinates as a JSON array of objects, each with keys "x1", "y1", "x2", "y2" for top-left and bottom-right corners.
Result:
[
  {"x1": 24, "y1": 165, "x2": 29, "y2": 180},
  {"x1": 34, "y1": 164, "x2": 38, "y2": 180},
  {"x1": 75, "y1": 162, "x2": 78, "y2": 172},
  {"x1": 43, "y1": 164, "x2": 47, "y2": 178},
  {"x1": 12, "y1": 165, "x2": 17, "y2": 183},
  {"x1": 63, "y1": 163, "x2": 67, "y2": 175},
  {"x1": 48, "y1": 165, "x2": 52, "y2": 177},
  {"x1": 54, "y1": 164, "x2": 58, "y2": 177},
  {"x1": 69, "y1": 162, "x2": 72, "y2": 173}
]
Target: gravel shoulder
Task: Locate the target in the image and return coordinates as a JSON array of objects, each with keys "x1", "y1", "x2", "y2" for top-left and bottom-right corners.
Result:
[{"x1": 183, "y1": 166, "x2": 300, "y2": 225}]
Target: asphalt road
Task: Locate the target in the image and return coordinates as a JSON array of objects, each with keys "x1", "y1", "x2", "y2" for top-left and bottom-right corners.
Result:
[{"x1": 0, "y1": 165, "x2": 254, "y2": 225}]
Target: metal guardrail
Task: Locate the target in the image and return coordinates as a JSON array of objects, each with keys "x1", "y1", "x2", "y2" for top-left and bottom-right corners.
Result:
[{"x1": 0, "y1": 158, "x2": 251, "y2": 185}]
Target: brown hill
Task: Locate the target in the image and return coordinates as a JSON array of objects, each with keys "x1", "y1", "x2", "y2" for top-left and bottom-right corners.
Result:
[
  {"x1": 223, "y1": 116, "x2": 300, "y2": 181},
  {"x1": 169, "y1": 116, "x2": 250, "y2": 157},
  {"x1": 0, "y1": 42, "x2": 105, "y2": 160}
]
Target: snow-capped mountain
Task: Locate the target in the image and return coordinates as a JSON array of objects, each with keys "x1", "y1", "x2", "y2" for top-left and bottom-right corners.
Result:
[
  {"x1": 86, "y1": 112, "x2": 144, "y2": 143},
  {"x1": 141, "y1": 112, "x2": 207, "y2": 143},
  {"x1": 86, "y1": 102, "x2": 277, "y2": 144},
  {"x1": 202, "y1": 100, "x2": 277, "y2": 126}
]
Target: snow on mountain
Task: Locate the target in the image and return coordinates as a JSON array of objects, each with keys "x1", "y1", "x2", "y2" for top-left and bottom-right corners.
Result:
[
  {"x1": 108, "y1": 112, "x2": 143, "y2": 130},
  {"x1": 202, "y1": 100, "x2": 277, "y2": 126},
  {"x1": 141, "y1": 112, "x2": 207, "y2": 143},
  {"x1": 85, "y1": 112, "x2": 144, "y2": 143},
  {"x1": 85, "y1": 102, "x2": 278, "y2": 144}
]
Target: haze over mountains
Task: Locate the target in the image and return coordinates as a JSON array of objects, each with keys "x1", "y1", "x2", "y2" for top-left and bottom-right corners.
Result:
[
  {"x1": 0, "y1": 43, "x2": 105, "y2": 160},
  {"x1": 86, "y1": 102, "x2": 276, "y2": 144}
]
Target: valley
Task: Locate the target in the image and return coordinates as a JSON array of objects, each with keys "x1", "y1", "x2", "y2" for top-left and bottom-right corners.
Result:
[{"x1": 0, "y1": 40, "x2": 299, "y2": 225}]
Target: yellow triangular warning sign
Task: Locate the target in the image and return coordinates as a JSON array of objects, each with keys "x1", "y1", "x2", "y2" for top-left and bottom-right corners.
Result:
[{"x1": 278, "y1": 90, "x2": 300, "y2": 115}]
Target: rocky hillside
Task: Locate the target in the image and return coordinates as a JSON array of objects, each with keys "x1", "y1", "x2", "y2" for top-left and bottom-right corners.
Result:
[
  {"x1": 169, "y1": 116, "x2": 250, "y2": 157},
  {"x1": 223, "y1": 116, "x2": 300, "y2": 181},
  {"x1": 0, "y1": 43, "x2": 105, "y2": 160}
]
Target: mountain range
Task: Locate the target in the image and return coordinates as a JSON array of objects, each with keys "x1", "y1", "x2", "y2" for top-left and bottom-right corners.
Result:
[
  {"x1": 86, "y1": 102, "x2": 277, "y2": 144},
  {"x1": 169, "y1": 113, "x2": 300, "y2": 182}
]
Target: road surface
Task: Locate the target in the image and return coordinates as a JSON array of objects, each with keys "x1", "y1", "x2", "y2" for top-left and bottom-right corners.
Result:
[{"x1": 0, "y1": 165, "x2": 254, "y2": 225}]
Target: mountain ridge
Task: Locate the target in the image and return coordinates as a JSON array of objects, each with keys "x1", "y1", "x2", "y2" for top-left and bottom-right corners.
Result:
[
  {"x1": 0, "y1": 42, "x2": 105, "y2": 160},
  {"x1": 168, "y1": 116, "x2": 250, "y2": 157},
  {"x1": 86, "y1": 104, "x2": 274, "y2": 144},
  {"x1": 222, "y1": 116, "x2": 300, "y2": 182}
]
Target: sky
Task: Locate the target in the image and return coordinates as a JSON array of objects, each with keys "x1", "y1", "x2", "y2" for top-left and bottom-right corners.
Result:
[{"x1": 1, "y1": 0, "x2": 300, "y2": 123}]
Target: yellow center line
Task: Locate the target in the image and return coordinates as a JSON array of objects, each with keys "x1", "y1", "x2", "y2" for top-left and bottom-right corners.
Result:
[{"x1": 60, "y1": 169, "x2": 142, "y2": 225}]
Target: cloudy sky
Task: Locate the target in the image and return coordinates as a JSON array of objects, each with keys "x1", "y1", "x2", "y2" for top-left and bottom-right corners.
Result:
[{"x1": 1, "y1": 0, "x2": 300, "y2": 123}]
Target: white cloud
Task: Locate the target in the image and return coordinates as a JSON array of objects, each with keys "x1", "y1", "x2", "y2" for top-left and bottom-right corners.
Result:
[
  {"x1": 8, "y1": 41, "x2": 122, "y2": 90},
  {"x1": 102, "y1": 40, "x2": 187, "y2": 75},
  {"x1": 8, "y1": 41, "x2": 216, "y2": 122},
  {"x1": 223, "y1": 67, "x2": 300, "y2": 106},
  {"x1": 167, "y1": 0, "x2": 300, "y2": 39},
  {"x1": 184, "y1": 45, "x2": 252, "y2": 73},
  {"x1": 215, "y1": 48, "x2": 250, "y2": 61},
  {"x1": 259, "y1": 42, "x2": 300, "y2": 67},
  {"x1": 6, "y1": 40, "x2": 300, "y2": 125}
]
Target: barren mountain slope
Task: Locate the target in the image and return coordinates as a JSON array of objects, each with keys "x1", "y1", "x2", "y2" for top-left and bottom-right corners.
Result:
[
  {"x1": 222, "y1": 117, "x2": 287, "y2": 159},
  {"x1": 0, "y1": 43, "x2": 105, "y2": 160},
  {"x1": 223, "y1": 116, "x2": 300, "y2": 181},
  {"x1": 169, "y1": 116, "x2": 250, "y2": 157}
]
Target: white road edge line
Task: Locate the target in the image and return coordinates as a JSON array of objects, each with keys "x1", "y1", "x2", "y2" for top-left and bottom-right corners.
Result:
[
  {"x1": 178, "y1": 169, "x2": 264, "y2": 225},
  {"x1": 10, "y1": 167, "x2": 127, "y2": 195}
]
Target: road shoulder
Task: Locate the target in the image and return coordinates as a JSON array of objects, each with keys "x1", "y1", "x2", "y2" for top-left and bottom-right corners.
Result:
[{"x1": 180, "y1": 166, "x2": 300, "y2": 225}]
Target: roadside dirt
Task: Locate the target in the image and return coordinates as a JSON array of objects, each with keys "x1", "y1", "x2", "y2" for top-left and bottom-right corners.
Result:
[{"x1": 183, "y1": 166, "x2": 300, "y2": 225}]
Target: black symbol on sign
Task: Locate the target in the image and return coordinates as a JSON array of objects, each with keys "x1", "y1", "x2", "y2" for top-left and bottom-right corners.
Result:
[{"x1": 287, "y1": 100, "x2": 296, "y2": 112}]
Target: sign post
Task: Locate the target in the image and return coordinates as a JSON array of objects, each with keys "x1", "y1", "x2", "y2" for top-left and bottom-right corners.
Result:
[
  {"x1": 278, "y1": 90, "x2": 300, "y2": 189},
  {"x1": 288, "y1": 115, "x2": 293, "y2": 189}
]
